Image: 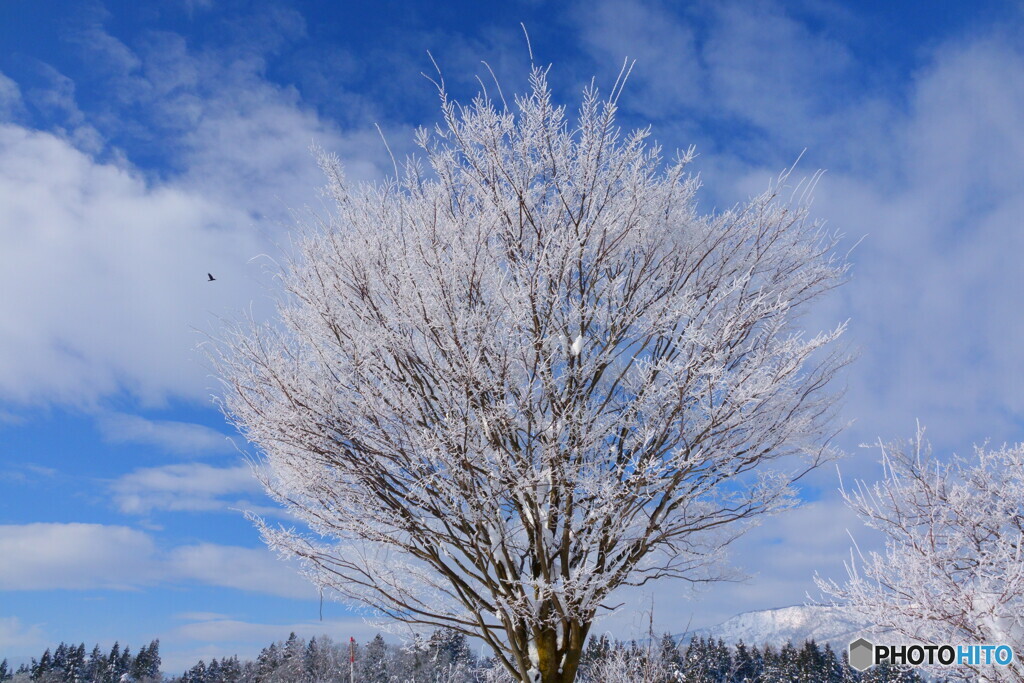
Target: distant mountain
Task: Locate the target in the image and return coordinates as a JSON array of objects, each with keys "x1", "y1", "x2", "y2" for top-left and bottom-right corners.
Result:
[{"x1": 678, "y1": 605, "x2": 873, "y2": 651}]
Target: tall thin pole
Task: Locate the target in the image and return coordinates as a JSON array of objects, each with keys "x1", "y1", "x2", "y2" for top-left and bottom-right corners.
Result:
[{"x1": 349, "y1": 636, "x2": 355, "y2": 683}]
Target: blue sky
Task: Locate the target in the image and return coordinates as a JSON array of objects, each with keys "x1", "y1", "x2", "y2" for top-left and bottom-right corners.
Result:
[{"x1": 1, "y1": 0, "x2": 1022, "y2": 673}]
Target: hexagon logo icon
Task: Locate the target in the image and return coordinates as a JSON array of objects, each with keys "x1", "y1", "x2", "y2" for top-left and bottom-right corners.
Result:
[{"x1": 848, "y1": 637, "x2": 875, "y2": 671}]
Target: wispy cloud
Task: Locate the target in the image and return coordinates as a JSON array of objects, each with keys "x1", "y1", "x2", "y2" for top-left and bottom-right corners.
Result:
[
  {"x1": 805, "y1": 35, "x2": 1024, "y2": 458},
  {"x1": 574, "y1": 0, "x2": 702, "y2": 115},
  {"x1": 0, "y1": 523, "x2": 162, "y2": 590},
  {"x1": 0, "y1": 523, "x2": 313, "y2": 599},
  {"x1": 0, "y1": 616, "x2": 49, "y2": 654},
  {"x1": 0, "y1": 462, "x2": 57, "y2": 484},
  {"x1": 168, "y1": 543, "x2": 315, "y2": 600},
  {"x1": 173, "y1": 611, "x2": 232, "y2": 622},
  {"x1": 98, "y1": 413, "x2": 235, "y2": 455},
  {"x1": 109, "y1": 462, "x2": 264, "y2": 514},
  {"x1": 0, "y1": 71, "x2": 25, "y2": 122}
]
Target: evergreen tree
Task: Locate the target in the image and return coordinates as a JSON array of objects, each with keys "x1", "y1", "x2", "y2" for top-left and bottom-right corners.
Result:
[
  {"x1": 186, "y1": 659, "x2": 207, "y2": 683},
  {"x1": 103, "y1": 643, "x2": 121, "y2": 683},
  {"x1": 657, "y1": 633, "x2": 682, "y2": 673},
  {"x1": 85, "y1": 645, "x2": 106, "y2": 682},
  {"x1": 840, "y1": 649, "x2": 862, "y2": 682},
  {"x1": 794, "y1": 640, "x2": 826, "y2": 682},
  {"x1": 760, "y1": 644, "x2": 789, "y2": 683},
  {"x1": 51, "y1": 644, "x2": 67, "y2": 677},
  {"x1": 862, "y1": 660, "x2": 924, "y2": 683},
  {"x1": 131, "y1": 644, "x2": 148, "y2": 681},
  {"x1": 207, "y1": 658, "x2": 222, "y2": 683},
  {"x1": 219, "y1": 655, "x2": 242, "y2": 683},
  {"x1": 132, "y1": 630, "x2": 941, "y2": 683},
  {"x1": 254, "y1": 643, "x2": 279, "y2": 681},
  {"x1": 358, "y1": 635, "x2": 389, "y2": 683},
  {"x1": 819, "y1": 643, "x2": 845, "y2": 683},
  {"x1": 710, "y1": 638, "x2": 733, "y2": 681},
  {"x1": 731, "y1": 641, "x2": 759, "y2": 682},
  {"x1": 65, "y1": 643, "x2": 87, "y2": 683},
  {"x1": 681, "y1": 637, "x2": 704, "y2": 681},
  {"x1": 238, "y1": 659, "x2": 257, "y2": 683},
  {"x1": 31, "y1": 649, "x2": 51, "y2": 679},
  {"x1": 277, "y1": 632, "x2": 305, "y2": 682},
  {"x1": 303, "y1": 636, "x2": 318, "y2": 682},
  {"x1": 428, "y1": 629, "x2": 474, "y2": 672},
  {"x1": 116, "y1": 645, "x2": 132, "y2": 681},
  {"x1": 132, "y1": 640, "x2": 162, "y2": 682},
  {"x1": 580, "y1": 634, "x2": 612, "y2": 673},
  {"x1": 0, "y1": 660, "x2": 9, "y2": 682},
  {"x1": 303, "y1": 637, "x2": 336, "y2": 683}
]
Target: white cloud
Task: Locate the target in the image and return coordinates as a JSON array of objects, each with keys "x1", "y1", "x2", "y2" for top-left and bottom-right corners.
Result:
[
  {"x1": 0, "y1": 616, "x2": 49, "y2": 653},
  {"x1": 0, "y1": 123, "x2": 273, "y2": 407},
  {"x1": 804, "y1": 35, "x2": 1024, "y2": 459},
  {"x1": 0, "y1": 71, "x2": 24, "y2": 122},
  {"x1": 110, "y1": 462, "x2": 264, "y2": 514},
  {"x1": 0, "y1": 523, "x2": 315, "y2": 600},
  {"x1": 0, "y1": 462, "x2": 56, "y2": 484},
  {"x1": 174, "y1": 611, "x2": 232, "y2": 621},
  {"x1": 97, "y1": 412, "x2": 235, "y2": 455},
  {"x1": 0, "y1": 523, "x2": 161, "y2": 590},
  {"x1": 721, "y1": 498, "x2": 881, "y2": 611},
  {"x1": 0, "y1": 409, "x2": 26, "y2": 424},
  {"x1": 22, "y1": 62, "x2": 105, "y2": 155},
  {"x1": 681, "y1": 34, "x2": 1024, "y2": 608},
  {"x1": 0, "y1": 19, "x2": 391, "y2": 410},
  {"x1": 700, "y1": 2, "x2": 855, "y2": 134},
  {"x1": 572, "y1": 0, "x2": 891, "y2": 174},
  {"x1": 575, "y1": 2, "x2": 1024, "y2": 458},
  {"x1": 169, "y1": 543, "x2": 316, "y2": 600},
  {"x1": 575, "y1": 0, "x2": 703, "y2": 116}
]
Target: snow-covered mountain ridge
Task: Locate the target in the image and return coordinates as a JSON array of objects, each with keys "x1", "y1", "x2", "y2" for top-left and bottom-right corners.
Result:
[{"x1": 678, "y1": 605, "x2": 871, "y2": 650}]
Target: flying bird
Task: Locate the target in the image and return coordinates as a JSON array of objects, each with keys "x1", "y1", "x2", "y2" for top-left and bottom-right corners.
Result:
[{"x1": 207, "y1": 273, "x2": 216, "y2": 281}]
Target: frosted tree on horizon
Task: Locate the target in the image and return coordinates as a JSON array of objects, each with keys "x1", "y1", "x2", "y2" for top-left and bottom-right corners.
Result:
[{"x1": 213, "y1": 63, "x2": 850, "y2": 683}]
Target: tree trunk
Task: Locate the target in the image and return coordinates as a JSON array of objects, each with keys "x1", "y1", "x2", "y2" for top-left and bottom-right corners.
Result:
[{"x1": 527, "y1": 620, "x2": 590, "y2": 683}]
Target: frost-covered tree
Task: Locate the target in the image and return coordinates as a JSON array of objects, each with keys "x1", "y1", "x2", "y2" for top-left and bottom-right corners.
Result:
[
  {"x1": 581, "y1": 640, "x2": 681, "y2": 683},
  {"x1": 131, "y1": 640, "x2": 161, "y2": 682},
  {"x1": 85, "y1": 645, "x2": 105, "y2": 682},
  {"x1": 359, "y1": 634, "x2": 391, "y2": 683},
  {"x1": 214, "y1": 63, "x2": 849, "y2": 683},
  {"x1": 818, "y1": 426, "x2": 1024, "y2": 682},
  {"x1": 304, "y1": 636, "x2": 338, "y2": 682}
]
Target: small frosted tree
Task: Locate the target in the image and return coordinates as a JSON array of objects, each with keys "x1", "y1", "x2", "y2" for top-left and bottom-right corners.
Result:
[
  {"x1": 817, "y1": 426, "x2": 1024, "y2": 682},
  {"x1": 213, "y1": 64, "x2": 849, "y2": 682}
]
